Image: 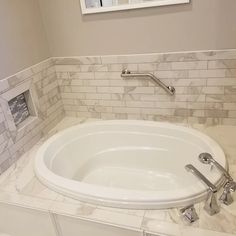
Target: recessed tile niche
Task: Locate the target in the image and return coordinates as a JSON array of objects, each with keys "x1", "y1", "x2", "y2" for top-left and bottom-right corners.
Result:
[
  {"x1": 8, "y1": 92, "x2": 30, "y2": 126},
  {"x1": 0, "y1": 80, "x2": 38, "y2": 131}
]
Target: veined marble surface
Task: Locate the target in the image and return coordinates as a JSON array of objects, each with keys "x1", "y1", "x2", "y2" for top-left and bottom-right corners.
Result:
[{"x1": 0, "y1": 117, "x2": 235, "y2": 236}]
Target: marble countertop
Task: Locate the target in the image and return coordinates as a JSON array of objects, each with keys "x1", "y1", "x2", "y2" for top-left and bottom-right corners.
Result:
[{"x1": 0, "y1": 117, "x2": 236, "y2": 236}]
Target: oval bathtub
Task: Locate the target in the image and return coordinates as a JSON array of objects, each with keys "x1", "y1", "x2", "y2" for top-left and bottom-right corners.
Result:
[{"x1": 34, "y1": 120, "x2": 226, "y2": 209}]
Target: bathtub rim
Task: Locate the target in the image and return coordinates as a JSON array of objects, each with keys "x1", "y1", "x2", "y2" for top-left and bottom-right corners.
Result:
[{"x1": 34, "y1": 120, "x2": 227, "y2": 209}]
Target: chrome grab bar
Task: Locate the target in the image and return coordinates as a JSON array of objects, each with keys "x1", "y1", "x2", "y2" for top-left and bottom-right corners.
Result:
[{"x1": 121, "y1": 69, "x2": 175, "y2": 96}]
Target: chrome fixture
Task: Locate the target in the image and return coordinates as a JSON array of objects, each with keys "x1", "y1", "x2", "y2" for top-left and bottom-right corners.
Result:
[
  {"x1": 121, "y1": 69, "x2": 175, "y2": 95},
  {"x1": 185, "y1": 164, "x2": 220, "y2": 215},
  {"x1": 204, "y1": 191, "x2": 220, "y2": 216},
  {"x1": 185, "y1": 164, "x2": 218, "y2": 192},
  {"x1": 198, "y1": 152, "x2": 236, "y2": 205},
  {"x1": 180, "y1": 205, "x2": 199, "y2": 223},
  {"x1": 198, "y1": 153, "x2": 232, "y2": 181},
  {"x1": 219, "y1": 181, "x2": 236, "y2": 205}
]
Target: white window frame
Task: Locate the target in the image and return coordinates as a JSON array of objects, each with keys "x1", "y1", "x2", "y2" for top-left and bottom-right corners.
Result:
[{"x1": 80, "y1": 0, "x2": 190, "y2": 15}]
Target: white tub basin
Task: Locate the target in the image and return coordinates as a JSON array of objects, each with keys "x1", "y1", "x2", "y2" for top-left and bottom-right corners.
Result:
[{"x1": 34, "y1": 120, "x2": 226, "y2": 209}]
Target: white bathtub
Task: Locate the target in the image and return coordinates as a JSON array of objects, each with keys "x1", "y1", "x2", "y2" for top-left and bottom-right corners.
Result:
[{"x1": 34, "y1": 120, "x2": 226, "y2": 209}]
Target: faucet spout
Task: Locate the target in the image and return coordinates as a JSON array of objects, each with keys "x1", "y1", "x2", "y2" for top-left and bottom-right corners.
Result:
[
  {"x1": 185, "y1": 164, "x2": 217, "y2": 193},
  {"x1": 185, "y1": 164, "x2": 220, "y2": 215}
]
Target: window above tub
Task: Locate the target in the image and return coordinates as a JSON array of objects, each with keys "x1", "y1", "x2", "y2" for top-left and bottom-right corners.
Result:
[{"x1": 80, "y1": 0, "x2": 190, "y2": 14}]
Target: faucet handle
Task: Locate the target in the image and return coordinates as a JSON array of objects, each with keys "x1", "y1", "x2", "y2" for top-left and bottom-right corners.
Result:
[
  {"x1": 219, "y1": 181, "x2": 236, "y2": 205},
  {"x1": 228, "y1": 181, "x2": 236, "y2": 192},
  {"x1": 219, "y1": 188, "x2": 234, "y2": 205},
  {"x1": 180, "y1": 205, "x2": 199, "y2": 223}
]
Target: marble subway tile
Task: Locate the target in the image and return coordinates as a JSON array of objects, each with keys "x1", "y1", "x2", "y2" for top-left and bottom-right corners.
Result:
[
  {"x1": 101, "y1": 54, "x2": 164, "y2": 64},
  {"x1": 83, "y1": 79, "x2": 110, "y2": 86},
  {"x1": 107, "y1": 63, "x2": 138, "y2": 72},
  {"x1": 228, "y1": 111, "x2": 236, "y2": 118},
  {"x1": 113, "y1": 107, "x2": 140, "y2": 114},
  {"x1": 99, "y1": 100, "x2": 126, "y2": 107},
  {"x1": 94, "y1": 71, "x2": 122, "y2": 80},
  {"x1": 138, "y1": 63, "x2": 158, "y2": 72},
  {"x1": 85, "y1": 93, "x2": 111, "y2": 100},
  {"x1": 141, "y1": 108, "x2": 175, "y2": 116},
  {"x1": 53, "y1": 56, "x2": 102, "y2": 65},
  {"x1": 222, "y1": 118, "x2": 236, "y2": 126},
  {"x1": 154, "y1": 70, "x2": 189, "y2": 79},
  {"x1": 171, "y1": 61, "x2": 208, "y2": 70},
  {"x1": 126, "y1": 101, "x2": 155, "y2": 108},
  {"x1": 224, "y1": 86, "x2": 236, "y2": 94},
  {"x1": 69, "y1": 72, "x2": 94, "y2": 80},
  {"x1": 54, "y1": 65, "x2": 81, "y2": 73},
  {"x1": 226, "y1": 69, "x2": 236, "y2": 77},
  {"x1": 208, "y1": 60, "x2": 236, "y2": 69},
  {"x1": 207, "y1": 78, "x2": 236, "y2": 86},
  {"x1": 206, "y1": 95, "x2": 224, "y2": 103},
  {"x1": 208, "y1": 49, "x2": 236, "y2": 60},
  {"x1": 155, "y1": 101, "x2": 187, "y2": 109},
  {"x1": 124, "y1": 87, "x2": 154, "y2": 94},
  {"x1": 202, "y1": 87, "x2": 224, "y2": 94},
  {"x1": 61, "y1": 92, "x2": 86, "y2": 100},
  {"x1": 223, "y1": 103, "x2": 236, "y2": 110},
  {"x1": 162, "y1": 79, "x2": 207, "y2": 87},
  {"x1": 205, "y1": 110, "x2": 229, "y2": 118},
  {"x1": 0, "y1": 150, "x2": 11, "y2": 166},
  {"x1": 71, "y1": 86, "x2": 97, "y2": 93},
  {"x1": 0, "y1": 79, "x2": 10, "y2": 94},
  {"x1": 97, "y1": 86, "x2": 124, "y2": 93},
  {"x1": 189, "y1": 69, "x2": 226, "y2": 78}
]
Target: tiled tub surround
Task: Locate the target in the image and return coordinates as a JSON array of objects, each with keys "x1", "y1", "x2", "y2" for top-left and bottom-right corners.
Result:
[
  {"x1": 0, "y1": 49, "x2": 236, "y2": 235},
  {"x1": 0, "y1": 117, "x2": 235, "y2": 236},
  {"x1": 1, "y1": 49, "x2": 236, "y2": 176},
  {"x1": 0, "y1": 59, "x2": 64, "y2": 175},
  {"x1": 54, "y1": 49, "x2": 236, "y2": 125}
]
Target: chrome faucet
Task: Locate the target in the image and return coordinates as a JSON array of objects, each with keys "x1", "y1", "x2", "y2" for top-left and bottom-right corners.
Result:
[
  {"x1": 185, "y1": 164, "x2": 220, "y2": 215},
  {"x1": 198, "y1": 153, "x2": 236, "y2": 205}
]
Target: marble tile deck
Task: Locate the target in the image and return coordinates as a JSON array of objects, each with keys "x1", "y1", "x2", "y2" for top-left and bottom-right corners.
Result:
[{"x1": 0, "y1": 117, "x2": 235, "y2": 236}]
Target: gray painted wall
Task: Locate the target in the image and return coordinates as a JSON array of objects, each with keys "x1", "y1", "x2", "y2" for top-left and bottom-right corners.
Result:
[
  {"x1": 0, "y1": 0, "x2": 235, "y2": 81},
  {"x1": 38, "y1": 0, "x2": 236, "y2": 57},
  {"x1": 0, "y1": 0, "x2": 50, "y2": 80}
]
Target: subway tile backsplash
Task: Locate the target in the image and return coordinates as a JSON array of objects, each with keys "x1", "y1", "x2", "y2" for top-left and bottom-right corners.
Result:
[
  {"x1": 54, "y1": 49, "x2": 236, "y2": 126},
  {"x1": 0, "y1": 49, "x2": 236, "y2": 174}
]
